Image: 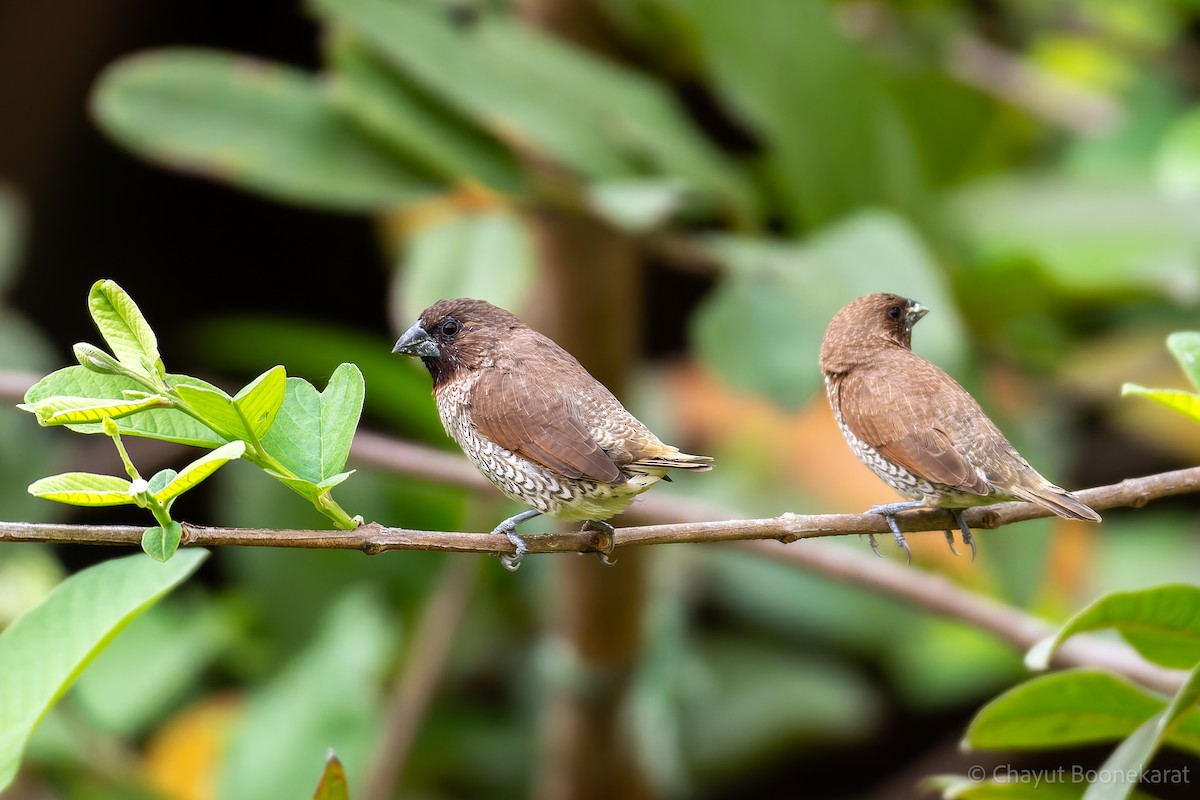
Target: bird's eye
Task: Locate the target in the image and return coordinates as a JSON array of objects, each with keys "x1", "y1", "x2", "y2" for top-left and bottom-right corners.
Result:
[
  {"x1": 886, "y1": 305, "x2": 904, "y2": 321},
  {"x1": 439, "y1": 318, "x2": 461, "y2": 338}
]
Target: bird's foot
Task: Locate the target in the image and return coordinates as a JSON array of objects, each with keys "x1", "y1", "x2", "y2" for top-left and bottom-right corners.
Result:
[
  {"x1": 491, "y1": 509, "x2": 541, "y2": 572},
  {"x1": 867, "y1": 501, "x2": 926, "y2": 565},
  {"x1": 942, "y1": 529, "x2": 959, "y2": 556},
  {"x1": 582, "y1": 520, "x2": 617, "y2": 566},
  {"x1": 952, "y1": 508, "x2": 977, "y2": 561},
  {"x1": 863, "y1": 534, "x2": 882, "y2": 558}
]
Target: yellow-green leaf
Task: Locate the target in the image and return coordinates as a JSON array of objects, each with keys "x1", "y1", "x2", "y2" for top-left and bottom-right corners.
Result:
[
  {"x1": 19, "y1": 394, "x2": 170, "y2": 426},
  {"x1": 233, "y1": 366, "x2": 287, "y2": 439},
  {"x1": 87, "y1": 279, "x2": 162, "y2": 376},
  {"x1": 154, "y1": 441, "x2": 246, "y2": 504},
  {"x1": 28, "y1": 473, "x2": 136, "y2": 507},
  {"x1": 1121, "y1": 384, "x2": 1200, "y2": 424}
]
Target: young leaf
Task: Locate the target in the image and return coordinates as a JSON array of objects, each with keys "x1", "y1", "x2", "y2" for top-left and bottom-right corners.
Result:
[
  {"x1": 154, "y1": 441, "x2": 246, "y2": 504},
  {"x1": 141, "y1": 521, "x2": 184, "y2": 562},
  {"x1": 73, "y1": 342, "x2": 148, "y2": 382},
  {"x1": 28, "y1": 473, "x2": 136, "y2": 507},
  {"x1": 1120, "y1": 385, "x2": 1200, "y2": 425},
  {"x1": 1026, "y1": 585, "x2": 1200, "y2": 671},
  {"x1": 261, "y1": 364, "x2": 364, "y2": 486},
  {"x1": 964, "y1": 669, "x2": 1200, "y2": 756},
  {"x1": 311, "y1": 751, "x2": 350, "y2": 800},
  {"x1": 233, "y1": 365, "x2": 287, "y2": 440},
  {"x1": 19, "y1": 393, "x2": 171, "y2": 426},
  {"x1": 0, "y1": 550, "x2": 207, "y2": 791},
  {"x1": 24, "y1": 367, "x2": 226, "y2": 447},
  {"x1": 87, "y1": 279, "x2": 162, "y2": 377}
]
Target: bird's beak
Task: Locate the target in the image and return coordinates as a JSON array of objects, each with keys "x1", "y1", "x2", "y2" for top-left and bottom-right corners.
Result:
[
  {"x1": 905, "y1": 302, "x2": 928, "y2": 334},
  {"x1": 392, "y1": 323, "x2": 441, "y2": 359}
]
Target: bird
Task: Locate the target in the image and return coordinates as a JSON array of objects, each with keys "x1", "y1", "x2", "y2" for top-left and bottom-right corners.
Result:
[
  {"x1": 392, "y1": 298, "x2": 713, "y2": 570},
  {"x1": 819, "y1": 292, "x2": 1100, "y2": 561}
]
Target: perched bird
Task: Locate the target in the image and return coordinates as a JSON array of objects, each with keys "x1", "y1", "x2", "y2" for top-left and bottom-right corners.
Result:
[
  {"x1": 393, "y1": 298, "x2": 713, "y2": 570},
  {"x1": 819, "y1": 293, "x2": 1100, "y2": 561}
]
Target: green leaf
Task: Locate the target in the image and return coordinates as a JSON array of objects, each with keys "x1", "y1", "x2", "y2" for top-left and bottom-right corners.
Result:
[
  {"x1": 1082, "y1": 664, "x2": 1200, "y2": 800},
  {"x1": 19, "y1": 393, "x2": 171, "y2": 426},
  {"x1": 965, "y1": 669, "x2": 1200, "y2": 756},
  {"x1": 311, "y1": 0, "x2": 754, "y2": 221},
  {"x1": 311, "y1": 751, "x2": 350, "y2": 800},
  {"x1": 692, "y1": 210, "x2": 961, "y2": 407},
  {"x1": 92, "y1": 48, "x2": 437, "y2": 211},
  {"x1": 73, "y1": 342, "x2": 147, "y2": 381},
  {"x1": 686, "y1": 0, "x2": 924, "y2": 228},
  {"x1": 154, "y1": 441, "x2": 246, "y2": 504},
  {"x1": 261, "y1": 364, "x2": 364, "y2": 486},
  {"x1": 24, "y1": 367, "x2": 227, "y2": 448},
  {"x1": 0, "y1": 550, "x2": 207, "y2": 790},
  {"x1": 1120, "y1": 384, "x2": 1200, "y2": 424},
  {"x1": 326, "y1": 34, "x2": 524, "y2": 194},
  {"x1": 1167, "y1": 332, "x2": 1200, "y2": 392},
  {"x1": 175, "y1": 367, "x2": 286, "y2": 443},
  {"x1": 141, "y1": 521, "x2": 183, "y2": 562},
  {"x1": 397, "y1": 210, "x2": 535, "y2": 324},
  {"x1": 27, "y1": 473, "x2": 135, "y2": 507},
  {"x1": 218, "y1": 588, "x2": 392, "y2": 800},
  {"x1": 1026, "y1": 585, "x2": 1200, "y2": 671},
  {"x1": 1154, "y1": 107, "x2": 1200, "y2": 202},
  {"x1": 86, "y1": 279, "x2": 162, "y2": 377},
  {"x1": 146, "y1": 469, "x2": 178, "y2": 495}
]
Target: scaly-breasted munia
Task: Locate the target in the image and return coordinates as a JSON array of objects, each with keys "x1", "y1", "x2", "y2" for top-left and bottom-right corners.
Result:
[
  {"x1": 393, "y1": 298, "x2": 713, "y2": 570},
  {"x1": 820, "y1": 293, "x2": 1100, "y2": 560}
]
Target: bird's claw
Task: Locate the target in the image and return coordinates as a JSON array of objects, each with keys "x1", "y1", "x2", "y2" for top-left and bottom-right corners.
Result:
[
  {"x1": 582, "y1": 520, "x2": 616, "y2": 566},
  {"x1": 868, "y1": 501, "x2": 922, "y2": 565},
  {"x1": 864, "y1": 533, "x2": 882, "y2": 558},
  {"x1": 495, "y1": 525, "x2": 528, "y2": 572},
  {"x1": 943, "y1": 529, "x2": 959, "y2": 556}
]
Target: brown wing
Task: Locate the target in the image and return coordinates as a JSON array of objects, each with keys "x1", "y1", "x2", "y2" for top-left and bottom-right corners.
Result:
[
  {"x1": 839, "y1": 368, "x2": 988, "y2": 495},
  {"x1": 471, "y1": 367, "x2": 626, "y2": 484}
]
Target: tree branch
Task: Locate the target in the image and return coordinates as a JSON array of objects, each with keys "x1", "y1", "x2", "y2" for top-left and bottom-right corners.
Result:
[{"x1": 4, "y1": 467, "x2": 1196, "y2": 556}]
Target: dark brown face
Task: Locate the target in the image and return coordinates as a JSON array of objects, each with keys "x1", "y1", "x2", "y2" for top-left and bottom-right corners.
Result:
[
  {"x1": 819, "y1": 293, "x2": 928, "y2": 373},
  {"x1": 392, "y1": 298, "x2": 522, "y2": 387}
]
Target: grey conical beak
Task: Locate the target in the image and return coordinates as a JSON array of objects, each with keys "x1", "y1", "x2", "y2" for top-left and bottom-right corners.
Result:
[
  {"x1": 905, "y1": 301, "x2": 928, "y2": 333},
  {"x1": 392, "y1": 323, "x2": 441, "y2": 358}
]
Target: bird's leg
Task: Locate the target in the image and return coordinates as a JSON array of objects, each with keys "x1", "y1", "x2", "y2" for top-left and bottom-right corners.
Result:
[
  {"x1": 942, "y1": 528, "x2": 959, "y2": 556},
  {"x1": 492, "y1": 509, "x2": 541, "y2": 572},
  {"x1": 582, "y1": 520, "x2": 617, "y2": 566},
  {"x1": 867, "y1": 500, "x2": 927, "y2": 565},
  {"x1": 951, "y1": 508, "x2": 977, "y2": 561}
]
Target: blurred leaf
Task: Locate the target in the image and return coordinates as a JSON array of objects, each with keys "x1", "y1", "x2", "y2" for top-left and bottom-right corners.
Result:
[
  {"x1": 218, "y1": 588, "x2": 394, "y2": 800},
  {"x1": 687, "y1": 0, "x2": 925, "y2": 228},
  {"x1": 948, "y1": 175, "x2": 1200, "y2": 302},
  {"x1": 0, "y1": 182, "x2": 24, "y2": 294},
  {"x1": 311, "y1": 0, "x2": 754, "y2": 221},
  {"x1": 682, "y1": 636, "x2": 877, "y2": 777},
  {"x1": 73, "y1": 599, "x2": 231, "y2": 737},
  {"x1": 692, "y1": 210, "x2": 960, "y2": 407},
  {"x1": 27, "y1": 472, "x2": 134, "y2": 507},
  {"x1": 326, "y1": 34, "x2": 525, "y2": 194},
  {"x1": 886, "y1": 619, "x2": 1022, "y2": 709},
  {"x1": 93, "y1": 49, "x2": 437, "y2": 211},
  {"x1": 0, "y1": 550, "x2": 207, "y2": 791},
  {"x1": 87, "y1": 279, "x2": 162, "y2": 378},
  {"x1": 965, "y1": 669, "x2": 1200, "y2": 755},
  {"x1": 311, "y1": 751, "x2": 350, "y2": 800},
  {"x1": 587, "y1": 179, "x2": 691, "y2": 232},
  {"x1": 1026, "y1": 584, "x2": 1200, "y2": 671},
  {"x1": 261, "y1": 363, "x2": 364, "y2": 485},
  {"x1": 1154, "y1": 107, "x2": 1200, "y2": 202},
  {"x1": 24, "y1": 367, "x2": 226, "y2": 447},
  {"x1": 1167, "y1": 331, "x2": 1200, "y2": 391},
  {"x1": 397, "y1": 210, "x2": 535, "y2": 324},
  {"x1": 1081, "y1": 664, "x2": 1200, "y2": 800}
]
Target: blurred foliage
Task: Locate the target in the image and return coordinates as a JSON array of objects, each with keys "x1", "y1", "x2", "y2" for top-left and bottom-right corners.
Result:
[{"x1": 4, "y1": 0, "x2": 1200, "y2": 798}]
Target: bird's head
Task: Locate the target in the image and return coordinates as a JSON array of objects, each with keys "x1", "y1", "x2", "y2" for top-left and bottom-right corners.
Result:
[
  {"x1": 393, "y1": 298, "x2": 522, "y2": 388},
  {"x1": 819, "y1": 292, "x2": 928, "y2": 373}
]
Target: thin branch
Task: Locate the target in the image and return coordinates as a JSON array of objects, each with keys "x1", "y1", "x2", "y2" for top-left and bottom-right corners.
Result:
[{"x1": 5, "y1": 467, "x2": 1196, "y2": 556}]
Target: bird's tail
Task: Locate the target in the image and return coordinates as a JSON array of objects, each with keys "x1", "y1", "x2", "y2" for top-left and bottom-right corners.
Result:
[
  {"x1": 1009, "y1": 478, "x2": 1101, "y2": 522},
  {"x1": 633, "y1": 451, "x2": 714, "y2": 473}
]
